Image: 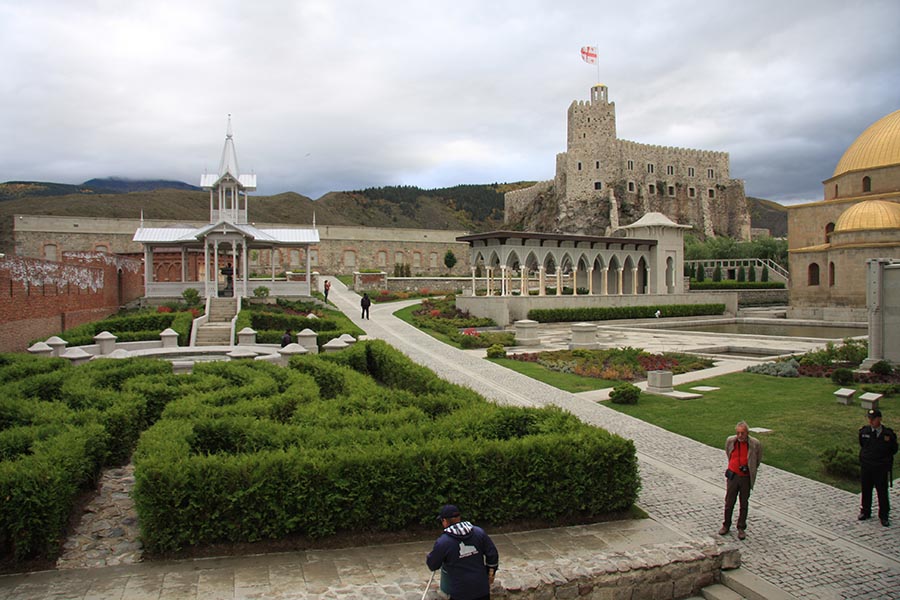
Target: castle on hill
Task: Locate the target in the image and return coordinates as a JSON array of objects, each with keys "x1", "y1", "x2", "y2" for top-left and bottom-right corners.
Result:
[{"x1": 505, "y1": 84, "x2": 750, "y2": 240}]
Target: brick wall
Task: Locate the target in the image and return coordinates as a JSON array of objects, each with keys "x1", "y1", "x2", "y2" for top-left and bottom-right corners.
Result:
[{"x1": 0, "y1": 252, "x2": 144, "y2": 352}]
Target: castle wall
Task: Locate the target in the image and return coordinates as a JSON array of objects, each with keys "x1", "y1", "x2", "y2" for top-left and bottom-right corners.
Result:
[{"x1": 12, "y1": 215, "x2": 472, "y2": 277}]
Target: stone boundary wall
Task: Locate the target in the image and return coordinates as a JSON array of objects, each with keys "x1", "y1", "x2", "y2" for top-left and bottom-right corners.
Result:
[
  {"x1": 489, "y1": 538, "x2": 739, "y2": 600},
  {"x1": 0, "y1": 252, "x2": 144, "y2": 352},
  {"x1": 504, "y1": 180, "x2": 555, "y2": 226},
  {"x1": 696, "y1": 289, "x2": 789, "y2": 306}
]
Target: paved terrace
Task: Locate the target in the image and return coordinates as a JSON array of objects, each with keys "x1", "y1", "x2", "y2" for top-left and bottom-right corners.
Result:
[{"x1": 0, "y1": 280, "x2": 897, "y2": 599}]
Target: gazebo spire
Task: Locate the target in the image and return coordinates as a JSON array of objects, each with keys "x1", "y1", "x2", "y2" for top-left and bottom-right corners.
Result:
[{"x1": 218, "y1": 114, "x2": 240, "y2": 178}]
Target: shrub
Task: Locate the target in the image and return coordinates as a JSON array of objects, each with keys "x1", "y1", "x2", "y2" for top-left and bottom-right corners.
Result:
[
  {"x1": 253, "y1": 286, "x2": 270, "y2": 298},
  {"x1": 747, "y1": 266, "x2": 757, "y2": 282},
  {"x1": 737, "y1": 266, "x2": 746, "y2": 282},
  {"x1": 182, "y1": 288, "x2": 201, "y2": 306},
  {"x1": 831, "y1": 368, "x2": 855, "y2": 386},
  {"x1": 869, "y1": 360, "x2": 894, "y2": 376},
  {"x1": 821, "y1": 446, "x2": 859, "y2": 479},
  {"x1": 761, "y1": 265, "x2": 769, "y2": 282},
  {"x1": 712, "y1": 265, "x2": 722, "y2": 282},
  {"x1": 528, "y1": 304, "x2": 725, "y2": 323},
  {"x1": 696, "y1": 264, "x2": 705, "y2": 282},
  {"x1": 486, "y1": 344, "x2": 506, "y2": 359},
  {"x1": 744, "y1": 360, "x2": 799, "y2": 377},
  {"x1": 609, "y1": 383, "x2": 640, "y2": 404}
]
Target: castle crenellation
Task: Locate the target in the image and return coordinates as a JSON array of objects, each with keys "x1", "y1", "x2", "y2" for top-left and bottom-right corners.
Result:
[{"x1": 507, "y1": 84, "x2": 750, "y2": 239}]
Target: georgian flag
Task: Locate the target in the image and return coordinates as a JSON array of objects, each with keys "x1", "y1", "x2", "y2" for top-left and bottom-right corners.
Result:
[{"x1": 580, "y1": 46, "x2": 597, "y2": 64}]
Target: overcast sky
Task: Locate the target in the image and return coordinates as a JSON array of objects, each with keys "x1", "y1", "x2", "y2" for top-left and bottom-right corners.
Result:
[{"x1": 1, "y1": 0, "x2": 898, "y2": 205}]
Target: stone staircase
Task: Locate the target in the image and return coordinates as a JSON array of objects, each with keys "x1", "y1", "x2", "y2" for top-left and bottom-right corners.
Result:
[
  {"x1": 193, "y1": 298, "x2": 238, "y2": 346},
  {"x1": 688, "y1": 568, "x2": 797, "y2": 600}
]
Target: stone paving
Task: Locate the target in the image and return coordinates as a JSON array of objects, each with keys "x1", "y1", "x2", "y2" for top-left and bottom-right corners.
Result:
[{"x1": 332, "y1": 283, "x2": 900, "y2": 599}]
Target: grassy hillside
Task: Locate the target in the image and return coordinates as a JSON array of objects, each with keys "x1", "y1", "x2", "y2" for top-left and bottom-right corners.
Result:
[{"x1": 747, "y1": 196, "x2": 787, "y2": 238}]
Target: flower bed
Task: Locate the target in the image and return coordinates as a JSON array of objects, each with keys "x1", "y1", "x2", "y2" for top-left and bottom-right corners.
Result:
[{"x1": 509, "y1": 348, "x2": 714, "y2": 382}]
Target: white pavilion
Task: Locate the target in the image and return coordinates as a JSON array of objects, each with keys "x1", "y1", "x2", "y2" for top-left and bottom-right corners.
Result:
[{"x1": 133, "y1": 118, "x2": 319, "y2": 300}]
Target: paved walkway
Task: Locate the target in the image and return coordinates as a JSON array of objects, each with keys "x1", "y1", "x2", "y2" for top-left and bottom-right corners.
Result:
[
  {"x1": 1, "y1": 280, "x2": 898, "y2": 599},
  {"x1": 329, "y1": 281, "x2": 900, "y2": 600}
]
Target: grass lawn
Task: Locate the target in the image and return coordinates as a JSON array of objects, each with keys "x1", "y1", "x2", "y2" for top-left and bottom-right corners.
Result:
[
  {"x1": 487, "y1": 357, "x2": 620, "y2": 392},
  {"x1": 605, "y1": 372, "x2": 895, "y2": 493}
]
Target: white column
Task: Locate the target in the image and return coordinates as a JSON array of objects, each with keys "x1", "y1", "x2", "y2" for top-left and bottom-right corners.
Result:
[
  {"x1": 617, "y1": 268, "x2": 624, "y2": 295},
  {"x1": 242, "y1": 242, "x2": 248, "y2": 298},
  {"x1": 471, "y1": 266, "x2": 477, "y2": 296},
  {"x1": 588, "y1": 267, "x2": 594, "y2": 295},
  {"x1": 306, "y1": 244, "x2": 312, "y2": 296},
  {"x1": 555, "y1": 269, "x2": 562, "y2": 296},
  {"x1": 602, "y1": 268, "x2": 608, "y2": 296},
  {"x1": 631, "y1": 267, "x2": 638, "y2": 294},
  {"x1": 181, "y1": 248, "x2": 187, "y2": 282},
  {"x1": 500, "y1": 266, "x2": 508, "y2": 296},
  {"x1": 538, "y1": 266, "x2": 546, "y2": 296},
  {"x1": 143, "y1": 246, "x2": 152, "y2": 293},
  {"x1": 486, "y1": 267, "x2": 493, "y2": 296},
  {"x1": 520, "y1": 269, "x2": 527, "y2": 295},
  {"x1": 204, "y1": 242, "x2": 210, "y2": 298},
  {"x1": 572, "y1": 266, "x2": 579, "y2": 296},
  {"x1": 271, "y1": 248, "x2": 276, "y2": 282}
]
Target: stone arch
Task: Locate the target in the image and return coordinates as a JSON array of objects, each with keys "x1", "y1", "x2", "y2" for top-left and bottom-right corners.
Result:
[
  {"x1": 666, "y1": 256, "x2": 675, "y2": 293},
  {"x1": 622, "y1": 255, "x2": 636, "y2": 294},
  {"x1": 637, "y1": 256, "x2": 649, "y2": 294},
  {"x1": 607, "y1": 255, "x2": 621, "y2": 294}
]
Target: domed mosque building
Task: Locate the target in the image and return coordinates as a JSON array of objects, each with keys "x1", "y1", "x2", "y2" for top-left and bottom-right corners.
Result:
[{"x1": 787, "y1": 109, "x2": 900, "y2": 321}]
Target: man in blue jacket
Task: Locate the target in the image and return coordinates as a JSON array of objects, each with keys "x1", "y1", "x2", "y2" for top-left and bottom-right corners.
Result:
[{"x1": 426, "y1": 505, "x2": 499, "y2": 600}]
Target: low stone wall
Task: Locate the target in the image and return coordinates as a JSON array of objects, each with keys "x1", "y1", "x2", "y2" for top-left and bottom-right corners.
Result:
[
  {"x1": 489, "y1": 538, "x2": 739, "y2": 600},
  {"x1": 456, "y1": 293, "x2": 739, "y2": 326},
  {"x1": 694, "y1": 288, "x2": 789, "y2": 307}
]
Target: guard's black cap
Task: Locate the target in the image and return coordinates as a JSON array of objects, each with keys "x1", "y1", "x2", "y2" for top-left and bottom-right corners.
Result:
[
  {"x1": 867, "y1": 408, "x2": 882, "y2": 418},
  {"x1": 438, "y1": 505, "x2": 460, "y2": 520}
]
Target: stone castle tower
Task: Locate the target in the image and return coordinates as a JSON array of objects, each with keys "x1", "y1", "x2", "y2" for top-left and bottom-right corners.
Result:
[{"x1": 506, "y1": 84, "x2": 751, "y2": 239}]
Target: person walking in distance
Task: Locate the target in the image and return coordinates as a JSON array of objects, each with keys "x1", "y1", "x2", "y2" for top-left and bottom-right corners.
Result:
[
  {"x1": 858, "y1": 409, "x2": 897, "y2": 526},
  {"x1": 323, "y1": 279, "x2": 331, "y2": 303},
  {"x1": 719, "y1": 421, "x2": 762, "y2": 540},
  {"x1": 426, "y1": 505, "x2": 499, "y2": 600},
  {"x1": 281, "y1": 329, "x2": 292, "y2": 348},
  {"x1": 360, "y1": 292, "x2": 371, "y2": 320}
]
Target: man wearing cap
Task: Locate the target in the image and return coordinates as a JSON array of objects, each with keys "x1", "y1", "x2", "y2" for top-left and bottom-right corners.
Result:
[
  {"x1": 718, "y1": 421, "x2": 762, "y2": 540},
  {"x1": 426, "y1": 505, "x2": 499, "y2": 600},
  {"x1": 859, "y1": 409, "x2": 898, "y2": 527}
]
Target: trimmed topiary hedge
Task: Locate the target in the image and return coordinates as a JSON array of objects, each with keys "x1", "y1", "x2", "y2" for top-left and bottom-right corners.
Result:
[
  {"x1": 689, "y1": 281, "x2": 785, "y2": 290},
  {"x1": 528, "y1": 304, "x2": 726, "y2": 323},
  {"x1": 0, "y1": 355, "x2": 180, "y2": 561},
  {"x1": 132, "y1": 341, "x2": 640, "y2": 553},
  {"x1": 34, "y1": 310, "x2": 196, "y2": 347}
]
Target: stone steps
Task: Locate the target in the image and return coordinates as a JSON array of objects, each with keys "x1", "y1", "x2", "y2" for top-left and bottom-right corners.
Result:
[{"x1": 698, "y1": 568, "x2": 798, "y2": 600}]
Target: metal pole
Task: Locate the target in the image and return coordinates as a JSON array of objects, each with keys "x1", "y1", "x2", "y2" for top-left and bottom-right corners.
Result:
[{"x1": 420, "y1": 570, "x2": 436, "y2": 600}]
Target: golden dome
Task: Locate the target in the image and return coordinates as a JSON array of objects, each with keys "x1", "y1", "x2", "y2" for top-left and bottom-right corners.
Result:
[
  {"x1": 833, "y1": 109, "x2": 900, "y2": 176},
  {"x1": 833, "y1": 199, "x2": 900, "y2": 232}
]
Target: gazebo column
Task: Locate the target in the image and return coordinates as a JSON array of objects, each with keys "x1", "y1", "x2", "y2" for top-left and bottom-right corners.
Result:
[
  {"x1": 143, "y1": 246, "x2": 153, "y2": 292},
  {"x1": 305, "y1": 244, "x2": 312, "y2": 296},
  {"x1": 180, "y1": 248, "x2": 187, "y2": 282},
  {"x1": 471, "y1": 266, "x2": 477, "y2": 296},
  {"x1": 617, "y1": 268, "x2": 624, "y2": 295},
  {"x1": 602, "y1": 268, "x2": 608, "y2": 295},
  {"x1": 572, "y1": 267, "x2": 579, "y2": 296},
  {"x1": 499, "y1": 266, "x2": 506, "y2": 296},
  {"x1": 240, "y1": 242, "x2": 248, "y2": 299},
  {"x1": 204, "y1": 242, "x2": 211, "y2": 297},
  {"x1": 631, "y1": 267, "x2": 638, "y2": 294},
  {"x1": 588, "y1": 267, "x2": 594, "y2": 295},
  {"x1": 538, "y1": 266, "x2": 546, "y2": 296},
  {"x1": 555, "y1": 269, "x2": 562, "y2": 296},
  {"x1": 520, "y1": 269, "x2": 527, "y2": 295},
  {"x1": 486, "y1": 267, "x2": 493, "y2": 296}
]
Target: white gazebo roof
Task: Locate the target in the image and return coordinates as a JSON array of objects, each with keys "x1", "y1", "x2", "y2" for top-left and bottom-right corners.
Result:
[
  {"x1": 134, "y1": 224, "x2": 319, "y2": 246},
  {"x1": 619, "y1": 212, "x2": 692, "y2": 230}
]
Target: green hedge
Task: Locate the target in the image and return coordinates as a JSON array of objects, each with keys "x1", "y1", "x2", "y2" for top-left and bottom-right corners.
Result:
[
  {"x1": 33, "y1": 310, "x2": 195, "y2": 347},
  {"x1": 132, "y1": 341, "x2": 639, "y2": 552},
  {"x1": 689, "y1": 281, "x2": 785, "y2": 290},
  {"x1": 0, "y1": 355, "x2": 187, "y2": 561},
  {"x1": 528, "y1": 304, "x2": 726, "y2": 323}
]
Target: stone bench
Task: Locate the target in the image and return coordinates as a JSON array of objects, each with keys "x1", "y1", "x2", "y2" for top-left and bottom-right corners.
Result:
[
  {"x1": 859, "y1": 392, "x2": 883, "y2": 411},
  {"x1": 833, "y1": 388, "x2": 856, "y2": 405}
]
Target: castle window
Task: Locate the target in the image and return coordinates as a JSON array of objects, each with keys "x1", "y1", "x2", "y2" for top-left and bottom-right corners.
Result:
[
  {"x1": 825, "y1": 222, "x2": 835, "y2": 242},
  {"x1": 648, "y1": 184, "x2": 656, "y2": 195},
  {"x1": 666, "y1": 165, "x2": 674, "y2": 175},
  {"x1": 647, "y1": 163, "x2": 655, "y2": 174},
  {"x1": 627, "y1": 160, "x2": 634, "y2": 170},
  {"x1": 688, "y1": 187, "x2": 696, "y2": 198},
  {"x1": 829, "y1": 262, "x2": 835, "y2": 287},
  {"x1": 43, "y1": 243, "x2": 58, "y2": 261},
  {"x1": 395, "y1": 251, "x2": 405, "y2": 264},
  {"x1": 708, "y1": 188, "x2": 715, "y2": 199},
  {"x1": 594, "y1": 181, "x2": 602, "y2": 190},
  {"x1": 807, "y1": 263, "x2": 820, "y2": 286},
  {"x1": 577, "y1": 162, "x2": 582, "y2": 171},
  {"x1": 862, "y1": 176, "x2": 871, "y2": 193},
  {"x1": 595, "y1": 161, "x2": 600, "y2": 169},
  {"x1": 688, "y1": 167, "x2": 695, "y2": 177},
  {"x1": 834, "y1": 184, "x2": 838, "y2": 197},
  {"x1": 667, "y1": 186, "x2": 675, "y2": 197},
  {"x1": 628, "y1": 181, "x2": 635, "y2": 192},
  {"x1": 707, "y1": 168, "x2": 715, "y2": 178}
]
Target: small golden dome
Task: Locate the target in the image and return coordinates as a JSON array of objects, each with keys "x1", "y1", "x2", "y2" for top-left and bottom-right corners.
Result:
[
  {"x1": 833, "y1": 109, "x2": 900, "y2": 176},
  {"x1": 833, "y1": 199, "x2": 900, "y2": 232}
]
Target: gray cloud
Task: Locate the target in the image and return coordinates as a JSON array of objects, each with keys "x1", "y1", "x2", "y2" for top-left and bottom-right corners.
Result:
[{"x1": 1, "y1": 0, "x2": 897, "y2": 205}]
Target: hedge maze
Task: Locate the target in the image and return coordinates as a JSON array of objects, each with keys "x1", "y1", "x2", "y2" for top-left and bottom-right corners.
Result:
[{"x1": 2, "y1": 340, "x2": 640, "y2": 561}]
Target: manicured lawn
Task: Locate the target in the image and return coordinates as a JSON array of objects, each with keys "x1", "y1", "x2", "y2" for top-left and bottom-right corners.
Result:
[
  {"x1": 487, "y1": 357, "x2": 620, "y2": 392},
  {"x1": 605, "y1": 372, "x2": 895, "y2": 493}
]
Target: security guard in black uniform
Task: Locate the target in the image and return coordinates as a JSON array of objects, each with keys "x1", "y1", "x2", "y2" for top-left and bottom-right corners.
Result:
[{"x1": 858, "y1": 409, "x2": 898, "y2": 527}]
